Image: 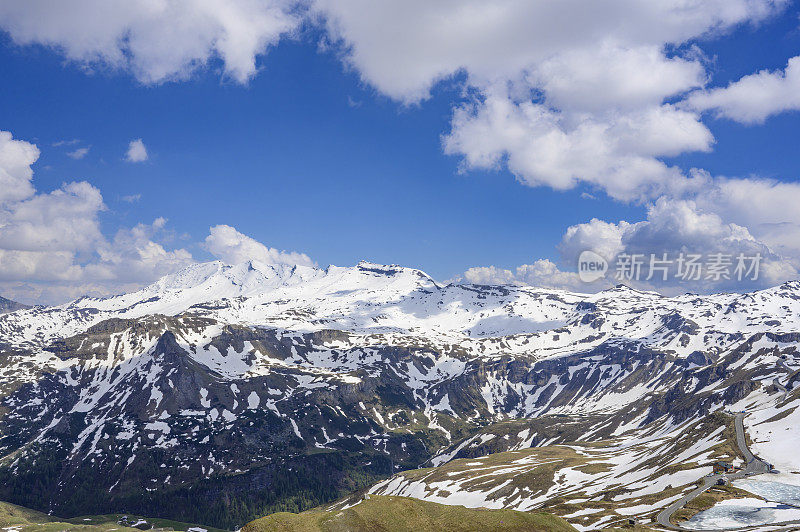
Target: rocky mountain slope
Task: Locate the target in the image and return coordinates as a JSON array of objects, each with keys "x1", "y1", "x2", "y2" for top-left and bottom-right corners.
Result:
[
  {"x1": 0, "y1": 260, "x2": 797, "y2": 529},
  {"x1": 0, "y1": 295, "x2": 29, "y2": 315}
]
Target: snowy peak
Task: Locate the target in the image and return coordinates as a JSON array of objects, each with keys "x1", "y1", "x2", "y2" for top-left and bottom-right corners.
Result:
[
  {"x1": 3, "y1": 259, "x2": 800, "y2": 358},
  {"x1": 66, "y1": 260, "x2": 322, "y2": 314},
  {"x1": 62, "y1": 259, "x2": 442, "y2": 319},
  {"x1": 138, "y1": 259, "x2": 320, "y2": 294}
]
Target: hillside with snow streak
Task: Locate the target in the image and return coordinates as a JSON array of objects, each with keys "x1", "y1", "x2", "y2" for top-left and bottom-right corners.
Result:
[{"x1": 0, "y1": 260, "x2": 798, "y2": 529}]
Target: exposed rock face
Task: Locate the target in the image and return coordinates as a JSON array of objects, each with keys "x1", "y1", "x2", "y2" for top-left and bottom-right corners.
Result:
[
  {"x1": 0, "y1": 295, "x2": 29, "y2": 315},
  {"x1": 0, "y1": 260, "x2": 798, "y2": 528}
]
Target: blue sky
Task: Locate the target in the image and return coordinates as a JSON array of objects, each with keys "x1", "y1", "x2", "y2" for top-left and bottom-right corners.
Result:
[{"x1": 1, "y1": 1, "x2": 800, "y2": 303}]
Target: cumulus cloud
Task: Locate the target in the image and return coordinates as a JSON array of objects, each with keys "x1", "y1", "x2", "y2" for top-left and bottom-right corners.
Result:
[
  {"x1": 204, "y1": 224, "x2": 315, "y2": 268},
  {"x1": 0, "y1": 130, "x2": 193, "y2": 304},
  {"x1": 125, "y1": 138, "x2": 148, "y2": 162},
  {"x1": 437, "y1": 39, "x2": 718, "y2": 203},
  {"x1": 0, "y1": 0, "x2": 301, "y2": 84},
  {"x1": 530, "y1": 44, "x2": 707, "y2": 114},
  {"x1": 695, "y1": 177, "x2": 800, "y2": 267},
  {"x1": 460, "y1": 197, "x2": 797, "y2": 295},
  {"x1": 0, "y1": 181, "x2": 105, "y2": 252},
  {"x1": 559, "y1": 218, "x2": 630, "y2": 264},
  {"x1": 314, "y1": 0, "x2": 781, "y2": 103},
  {"x1": 460, "y1": 259, "x2": 593, "y2": 292},
  {"x1": 688, "y1": 56, "x2": 800, "y2": 124},
  {"x1": 0, "y1": 130, "x2": 38, "y2": 204},
  {"x1": 559, "y1": 197, "x2": 797, "y2": 293},
  {"x1": 315, "y1": 0, "x2": 787, "y2": 203},
  {"x1": 624, "y1": 170, "x2": 800, "y2": 265},
  {"x1": 1, "y1": 0, "x2": 793, "y2": 206},
  {"x1": 0, "y1": 249, "x2": 84, "y2": 284},
  {"x1": 459, "y1": 171, "x2": 800, "y2": 294},
  {"x1": 88, "y1": 218, "x2": 193, "y2": 283},
  {"x1": 444, "y1": 90, "x2": 712, "y2": 202}
]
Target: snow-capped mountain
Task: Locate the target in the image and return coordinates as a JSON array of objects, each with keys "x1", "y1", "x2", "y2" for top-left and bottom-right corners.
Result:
[{"x1": 0, "y1": 260, "x2": 797, "y2": 529}]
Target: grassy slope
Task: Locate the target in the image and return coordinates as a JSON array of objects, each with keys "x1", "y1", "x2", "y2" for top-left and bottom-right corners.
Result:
[
  {"x1": 365, "y1": 412, "x2": 745, "y2": 530},
  {"x1": 242, "y1": 495, "x2": 577, "y2": 532},
  {"x1": 0, "y1": 500, "x2": 137, "y2": 531},
  {"x1": 0, "y1": 500, "x2": 226, "y2": 532}
]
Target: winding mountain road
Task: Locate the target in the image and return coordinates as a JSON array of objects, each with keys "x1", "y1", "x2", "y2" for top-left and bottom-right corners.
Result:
[
  {"x1": 656, "y1": 360, "x2": 798, "y2": 530},
  {"x1": 655, "y1": 412, "x2": 771, "y2": 530},
  {"x1": 777, "y1": 359, "x2": 796, "y2": 400}
]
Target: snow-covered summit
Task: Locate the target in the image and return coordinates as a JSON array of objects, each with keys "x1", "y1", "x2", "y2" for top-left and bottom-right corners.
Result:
[
  {"x1": 67, "y1": 260, "x2": 325, "y2": 313},
  {"x1": 68, "y1": 259, "x2": 440, "y2": 314}
]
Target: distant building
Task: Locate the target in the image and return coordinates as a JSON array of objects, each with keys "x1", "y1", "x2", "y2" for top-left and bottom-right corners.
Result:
[{"x1": 713, "y1": 461, "x2": 733, "y2": 474}]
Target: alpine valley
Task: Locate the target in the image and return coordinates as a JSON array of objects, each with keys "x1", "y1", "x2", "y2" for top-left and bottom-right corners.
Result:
[{"x1": 1, "y1": 260, "x2": 799, "y2": 530}]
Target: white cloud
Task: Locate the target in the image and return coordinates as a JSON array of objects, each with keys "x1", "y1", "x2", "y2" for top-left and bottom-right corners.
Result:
[
  {"x1": 0, "y1": 130, "x2": 193, "y2": 304},
  {"x1": 692, "y1": 175, "x2": 800, "y2": 264},
  {"x1": 530, "y1": 43, "x2": 707, "y2": 114},
  {"x1": 0, "y1": 130, "x2": 38, "y2": 204},
  {"x1": 88, "y1": 218, "x2": 193, "y2": 283},
  {"x1": 444, "y1": 90, "x2": 712, "y2": 202},
  {"x1": 315, "y1": 0, "x2": 786, "y2": 203},
  {"x1": 687, "y1": 56, "x2": 800, "y2": 124},
  {"x1": 1, "y1": 1, "x2": 792, "y2": 207},
  {"x1": 0, "y1": 0, "x2": 301, "y2": 84},
  {"x1": 559, "y1": 218, "x2": 630, "y2": 265},
  {"x1": 0, "y1": 181, "x2": 105, "y2": 252},
  {"x1": 460, "y1": 259, "x2": 592, "y2": 292},
  {"x1": 314, "y1": 0, "x2": 782, "y2": 103},
  {"x1": 0, "y1": 249, "x2": 84, "y2": 283},
  {"x1": 0, "y1": 131, "x2": 319, "y2": 304},
  {"x1": 125, "y1": 138, "x2": 148, "y2": 162},
  {"x1": 461, "y1": 195, "x2": 798, "y2": 295},
  {"x1": 66, "y1": 146, "x2": 90, "y2": 159},
  {"x1": 460, "y1": 265, "x2": 517, "y2": 285},
  {"x1": 204, "y1": 224, "x2": 314, "y2": 268},
  {"x1": 559, "y1": 197, "x2": 797, "y2": 293}
]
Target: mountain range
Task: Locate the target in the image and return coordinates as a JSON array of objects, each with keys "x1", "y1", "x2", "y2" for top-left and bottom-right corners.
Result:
[{"x1": 0, "y1": 260, "x2": 797, "y2": 530}]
